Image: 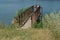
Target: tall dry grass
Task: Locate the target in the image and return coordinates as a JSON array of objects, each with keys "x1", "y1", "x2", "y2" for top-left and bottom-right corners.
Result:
[
  {"x1": 0, "y1": 28, "x2": 54, "y2": 40},
  {"x1": 0, "y1": 22, "x2": 54, "y2": 40},
  {"x1": 0, "y1": 11, "x2": 60, "y2": 40},
  {"x1": 42, "y1": 11, "x2": 60, "y2": 40}
]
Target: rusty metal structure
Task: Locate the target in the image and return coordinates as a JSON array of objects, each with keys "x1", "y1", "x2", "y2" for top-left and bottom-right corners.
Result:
[{"x1": 14, "y1": 5, "x2": 42, "y2": 27}]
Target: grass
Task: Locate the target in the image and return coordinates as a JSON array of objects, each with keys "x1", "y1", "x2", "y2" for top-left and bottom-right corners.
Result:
[
  {"x1": 0, "y1": 11, "x2": 60, "y2": 40},
  {"x1": 0, "y1": 28, "x2": 54, "y2": 40},
  {"x1": 42, "y1": 11, "x2": 60, "y2": 40},
  {"x1": 0, "y1": 22, "x2": 54, "y2": 40},
  {"x1": 15, "y1": 7, "x2": 31, "y2": 17}
]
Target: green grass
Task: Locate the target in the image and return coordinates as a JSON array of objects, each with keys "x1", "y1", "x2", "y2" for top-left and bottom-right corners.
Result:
[
  {"x1": 0, "y1": 11, "x2": 60, "y2": 40},
  {"x1": 0, "y1": 22, "x2": 54, "y2": 40},
  {"x1": 15, "y1": 7, "x2": 30, "y2": 17},
  {"x1": 0, "y1": 28, "x2": 54, "y2": 40},
  {"x1": 42, "y1": 11, "x2": 60, "y2": 40}
]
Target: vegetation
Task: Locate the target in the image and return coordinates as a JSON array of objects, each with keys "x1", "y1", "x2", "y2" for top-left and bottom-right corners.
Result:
[
  {"x1": 42, "y1": 11, "x2": 60, "y2": 40},
  {"x1": 34, "y1": 21, "x2": 43, "y2": 28},
  {"x1": 0, "y1": 26, "x2": 54, "y2": 40},
  {"x1": 0, "y1": 11, "x2": 60, "y2": 40},
  {"x1": 15, "y1": 7, "x2": 31, "y2": 17},
  {"x1": 33, "y1": 11, "x2": 60, "y2": 40}
]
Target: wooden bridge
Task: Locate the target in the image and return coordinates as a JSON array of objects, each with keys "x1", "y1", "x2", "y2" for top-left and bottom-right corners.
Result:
[{"x1": 12, "y1": 5, "x2": 42, "y2": 28}]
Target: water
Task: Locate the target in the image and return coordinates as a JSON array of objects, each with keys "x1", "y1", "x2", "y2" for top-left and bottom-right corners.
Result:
[{"x1": 0, "y1": 0, "x2": 60, "y2": 25}]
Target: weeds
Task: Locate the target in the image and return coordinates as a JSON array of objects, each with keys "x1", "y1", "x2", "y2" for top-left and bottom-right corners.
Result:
[{"x1": 0, "y1": 11, "x2": 60, "y2": 40}]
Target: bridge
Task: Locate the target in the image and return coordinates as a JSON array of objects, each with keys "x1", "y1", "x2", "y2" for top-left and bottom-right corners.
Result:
[{"x1": 12, "y1": 5, "x2": 42, "y2": 29}]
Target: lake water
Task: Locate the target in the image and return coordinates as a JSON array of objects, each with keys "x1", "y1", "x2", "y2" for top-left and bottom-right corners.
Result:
[{"x1": 0, "y1": 0, "x2": 60, "y2": 25}]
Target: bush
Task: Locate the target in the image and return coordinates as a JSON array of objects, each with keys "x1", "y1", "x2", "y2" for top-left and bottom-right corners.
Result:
[
  {"x1": 42, "y1": 11, "x2": 60, "y2": 40},
  {"x1": 34, "y1": 21, "x2": 43, "y2": 28}
]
